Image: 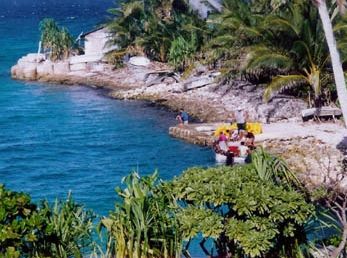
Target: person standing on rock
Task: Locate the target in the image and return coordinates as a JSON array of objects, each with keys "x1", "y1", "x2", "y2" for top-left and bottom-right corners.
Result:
[
  {"x1": 176, "y1": 109, "x2": 189, "y2": 126},
  {"x1": 234, "y1": 107, "x2": 248, "y2": 132}
]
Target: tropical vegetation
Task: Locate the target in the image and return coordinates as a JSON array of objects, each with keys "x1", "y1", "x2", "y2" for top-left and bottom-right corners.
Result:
[
  {"x1": 0, "y1": 185, "x2": 94, "y2": 258},
  {"x1": 40, "y1": 18, "x2": 74, "y2": 61},
  {"x1": 100, "y1": 172, "x2": 182, "y2": 258},
  {"x1": 2, "y1": 149, "x2": 347, "y2": 257},
  {"x1": 106, "y1": 0, "x2": 206, "y2": 68},
  {"x1": 105, "y1": 0, "x2": 347, "y2": 121},
  {"x1": 205, "y1": 0, "x2": 347, "y2": 108}
]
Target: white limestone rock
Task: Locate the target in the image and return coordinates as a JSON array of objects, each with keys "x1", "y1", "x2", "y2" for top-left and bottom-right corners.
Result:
[
  {"x1": 53, "y1": 61, "x2": 70, "y2": 75},
  {"x1": 11, "y1": 65, "x2": 18, "y2": 77},
  {"x1": 18, "y1": 53, "x2": 45, "y2": 64},
  {"x1": 70, "y1": 62, "x2": 87, "y2": 72},
  {"x1": 37, "y1": 61, "x2": 54, "y2": 77},
  {"x1": 128, "y1": 56, "x2": 150, "y2": 67},
  {"x1": 22, "y1": 63, "x2": 37, "y2": 80}
]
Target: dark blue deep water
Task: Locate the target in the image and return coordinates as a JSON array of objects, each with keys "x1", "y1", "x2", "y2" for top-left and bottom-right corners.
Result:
[{"x1": 0, "y1": 1, "x2": 213, "y2": 216}]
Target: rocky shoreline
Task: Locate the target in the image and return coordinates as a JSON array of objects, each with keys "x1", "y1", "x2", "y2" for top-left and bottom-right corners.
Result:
[
  {"x1": 12, "y1": 53, "x2": 308, "y2": 123},
  {"x1": 11, "y1": 54, "x2": 347, "y2": 186}
]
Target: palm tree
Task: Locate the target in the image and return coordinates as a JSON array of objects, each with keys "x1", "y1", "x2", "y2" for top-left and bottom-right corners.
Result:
[
  {"x1": 269, "y1": 0, "x2": 347, "y2": 122},
  {"x1": 244, "y1": 2, "x2": 330, "y2": 105},
  {"x1": 39, "y1": 18, "x2": 73, "y2": 61},
  {"x1": 204, "y1": 0, "x2": 264, "y2": 75},
  {"x1": 106, "y1": 0, "x2": 204, "y2": 63},
  {"x1": 313, "y1": 0, "x2": 347, "y2": 127}
]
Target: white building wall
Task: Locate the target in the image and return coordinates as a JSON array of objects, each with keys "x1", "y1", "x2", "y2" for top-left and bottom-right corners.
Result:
[{"x1": 84, "y1": 28, "x2": 113, "y2": 56}]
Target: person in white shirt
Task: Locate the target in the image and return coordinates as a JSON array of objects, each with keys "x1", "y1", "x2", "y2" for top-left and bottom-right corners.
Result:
[{"x1": 239, "y1": 141, "x2": 249, "y2": 158}]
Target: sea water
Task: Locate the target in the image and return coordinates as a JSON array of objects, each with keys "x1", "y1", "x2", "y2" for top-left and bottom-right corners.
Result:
[{"x1": 0, "y1": 1, "x2": 214, "y2": 216}]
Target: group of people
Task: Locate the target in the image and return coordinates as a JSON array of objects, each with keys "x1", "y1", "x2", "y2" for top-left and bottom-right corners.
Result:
[
  {"x1": 175, "y1": 107, "x2": 257, "y2": 166},
  {"x1": 214, "y1": 107, "x2": 256, "y2": 166}
]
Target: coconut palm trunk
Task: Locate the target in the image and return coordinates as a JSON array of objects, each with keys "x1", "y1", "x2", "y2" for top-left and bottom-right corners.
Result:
[{"x1": 315, "y1": 0, "x2": 347, "y2": 127}]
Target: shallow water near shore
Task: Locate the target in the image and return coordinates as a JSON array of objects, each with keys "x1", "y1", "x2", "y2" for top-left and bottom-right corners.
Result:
[{"x1": 0, "y1": 1, "x2": 214, "y2": 216}]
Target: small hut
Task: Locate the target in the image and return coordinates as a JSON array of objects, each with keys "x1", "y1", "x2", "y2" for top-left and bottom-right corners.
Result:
[
  {"x1": 69, "y1": 27, "x2": 116, "y2": 72},
  {"x1": 80, "y1": 27, "x2": 113, "y2": 56}
]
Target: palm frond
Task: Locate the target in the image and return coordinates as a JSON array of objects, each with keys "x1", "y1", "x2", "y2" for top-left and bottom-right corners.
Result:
[
  {"x1": 264, "y1": 74, "x2": 307, "y2": 102},
  {"x1": 292, "y1": 40, "x2": 314, "y2": 67},
  {"x1": 122, "y1": 1, "x2": 144, "y2": 18},
  {"x1": 246, "y1": 46, "x2": 293, "y2": 70},
  {"x1": 333, "y1": 23, "x2": 347, "y2": 32},
  {"x1": 265, "y1": 16, "x2": 300, "y2": 37}
]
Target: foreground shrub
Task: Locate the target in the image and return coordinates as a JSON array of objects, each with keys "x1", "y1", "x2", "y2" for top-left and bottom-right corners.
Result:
[
  {"x1": 100, "y1": 172, "x2": 182, "y2": 258},
  {"x1": 0, "y1": 185, "x2": 94, "y2": 257},
  {"x1": 171, "y1": 165, "x2": 315, "y2": 257}
]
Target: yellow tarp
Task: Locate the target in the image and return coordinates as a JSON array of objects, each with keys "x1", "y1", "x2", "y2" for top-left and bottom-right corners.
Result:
[{"x1": 214, "y1": 122, "x2": 263, "y2": 137}]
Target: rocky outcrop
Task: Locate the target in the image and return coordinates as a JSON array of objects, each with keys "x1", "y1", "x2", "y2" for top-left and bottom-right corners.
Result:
[
  {"x1": 109, "y1": 74, "x2": 307, "y2": 123},
  {"x1": 169, "y1": 124, "x2": 216, "y2": 146},
  {"x1": 11, "y1": 53, "x2": 45, "y2": 80},
  {"x1": 262, "y1": 137, "x2": 346, "y2": 185}
]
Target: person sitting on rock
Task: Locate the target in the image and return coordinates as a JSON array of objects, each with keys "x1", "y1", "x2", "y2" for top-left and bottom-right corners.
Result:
[{"x1": 176, "y1": 109, "x2": 189, "y2": 125}]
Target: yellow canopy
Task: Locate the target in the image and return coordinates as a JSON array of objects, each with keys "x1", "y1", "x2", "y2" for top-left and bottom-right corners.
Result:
[{"x1": 214, "y1": 122, "x2": 263, "y2": 137}]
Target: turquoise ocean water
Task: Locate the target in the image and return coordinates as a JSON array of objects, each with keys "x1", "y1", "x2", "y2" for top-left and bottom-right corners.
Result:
[{"x1": 0, "y1": 1, "x2": 214, "y2": 216}]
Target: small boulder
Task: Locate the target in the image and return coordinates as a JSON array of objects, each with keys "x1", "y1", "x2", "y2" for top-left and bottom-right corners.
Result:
[{"x1": 128, "y1": 56, "x2": 150, "y2": 67}]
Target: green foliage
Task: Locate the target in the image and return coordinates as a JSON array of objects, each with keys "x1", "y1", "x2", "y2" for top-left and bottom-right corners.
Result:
[
  {"x1": 178, "y1": 206, "x2": 223, "y2": 239},
  {"x1": 100, "y1": 171, "x2": 182, "y2": 258},
  {"x1": 252, "y1": 147, "x2": 300, "y2": 187},
  {"x1": 39, "y1": 194, "x2": 95, "y2": 258},
  {"x1": 204, "y1": 0, "x2": 265, "y2": 77},
  {"x1": 0, "y1": 185, "x2": 94, "y2": 257},
  {"x1": 243, "y1": 2, "x2": 328, "y2": 103},
  {"x1": 170, "y1": 162, "x2": 314, "y2": 257},
  {"x1": 204, "y1": 0, "x2": 347, "y2": 106},
  {"x1": 105, "y1": 50, "x2": 126, "y2": 68},
  {"x1": 169, "y1": 35, "x2": 197, "y2": 71},
  {"x1": 107, "y1": 0, "x2": 206, "y2": 63},
  {"x1": 40, "y1": 18, "x2": 74, "y2": 61}
]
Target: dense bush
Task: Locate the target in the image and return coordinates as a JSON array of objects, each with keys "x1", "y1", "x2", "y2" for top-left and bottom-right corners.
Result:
[
  {"x1": 0, "y1": 185, "x2": 94, "y2": 258},
  {"x1": 106, "y1": 0, "x2": 206, "y2": 64},
  {"x1": 170, "y1": 165, "x2": 314, "y2": 257}
]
